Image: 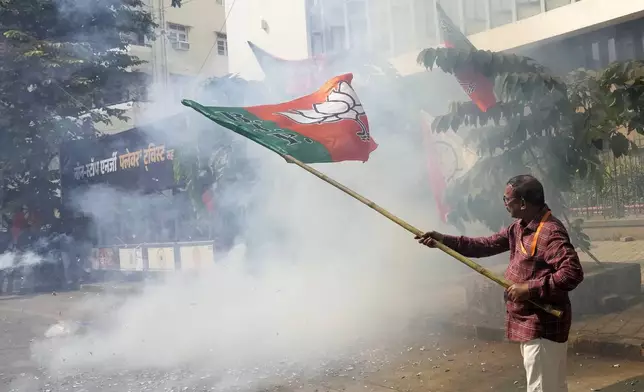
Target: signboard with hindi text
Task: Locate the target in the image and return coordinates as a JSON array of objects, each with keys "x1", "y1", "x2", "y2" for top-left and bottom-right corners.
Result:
[
  {"x1": 147, "y1": 247, "x2": 176, "y2": 271},
  {"x1": 180, "y1": 244, "x2": 214, "y2": 270},
  {"x1": 118, "y1": 248, "x2": 144, "y2": 271},
  {"x1": 60, "y1": 118, "x2": 183, "y2": 196}
]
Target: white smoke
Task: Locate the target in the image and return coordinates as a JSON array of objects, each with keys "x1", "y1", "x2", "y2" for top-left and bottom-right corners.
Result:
[
  {"x1": 28, "y1": 1, "x2": 493, "y2": 388},
  {"x1": 0, "y1": 251, "x2": 44, "y2": 270},
  {"x1": 31, "y1": 79, "x2": 473, "y2": 386}
]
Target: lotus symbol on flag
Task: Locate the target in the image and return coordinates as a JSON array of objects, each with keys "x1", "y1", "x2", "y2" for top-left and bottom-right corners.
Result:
[{"x1": 277, "y1": 81, "x2": 371, "y2": 141}]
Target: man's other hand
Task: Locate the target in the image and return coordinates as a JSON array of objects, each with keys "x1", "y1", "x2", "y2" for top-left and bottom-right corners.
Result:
[
  {"x1": 415, "y1": 231, "x2": 444, "y2": 248},
  {"x1": 506, "y1": 282, "x2": 530, "y2": 302}
]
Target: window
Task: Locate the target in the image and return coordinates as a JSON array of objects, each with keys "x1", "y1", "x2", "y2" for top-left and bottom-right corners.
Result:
[
  {"x1": 607, "y1": 37, "x2": 616, "y2": 63},
  {"x1": 308, "y1": 4, "x2": 323, "y2": 32},
  {"x1": 326, "y1": 26, "x2": 346, "y2": 52},
  {"x1": 347, "y1": 0, "x2": 368, "y2": 50},
  {"x1": 216, "y1": 32, "x2": 228, "y2": 56},
  {"x1": 615, "y1": 33, "x2": 635, "y2": 61},
  {"x1": 322, "y1": 0, "x2": 346, "y2": 53},
  {"x1": 368, "y1": 0, "x2": 391, "y2": 53},
  {"x1": 413, "y1": 0, "x2": 437, "y2": 46},
  {"x1": 167, "y1": 23, "x2": 189, "y2": 43},
  {"x1": 490, "y1": 0, "x2": 513, "y2": 28},
  {"x1": 545, "y1": 0, "x2": 571, "y2": 11},
  {"x1": 167, "y1": 23, "x2": 190, "y2": 50},
  {"x1": 567, "y1": 42, "x2": 586, "y2": 71},
  {"x1": 121, "y1": 32, "x2": 149, "y2": 47},
  {"x1": 310, "y1": 32, "x2": 324, "y2": 56},
  {"x1": 590, "y1": 41, "x2": 600, "y2": 68},
  {"x1": 308, "y1": 0, "x2": 324, "y2": 54},
  {"x1": 463, "y1": 0, "x2": 487, "y2": 35},
  {"x1": 391, "y1": 0, "x2": 414, "y2": 54},
  {"x1": 516, "y1": 0, "x2": 541, "y2": 21}
]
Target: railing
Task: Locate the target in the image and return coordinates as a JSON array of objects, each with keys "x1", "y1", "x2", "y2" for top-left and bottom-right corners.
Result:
[{"x1": 568, "y1": 137, "x2": 644, "y2": 219}]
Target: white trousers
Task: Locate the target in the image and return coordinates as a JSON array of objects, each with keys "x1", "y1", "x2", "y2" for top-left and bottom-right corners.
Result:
[{"x1": 520, "y1": 339, "x2": 568, "y2": 392}]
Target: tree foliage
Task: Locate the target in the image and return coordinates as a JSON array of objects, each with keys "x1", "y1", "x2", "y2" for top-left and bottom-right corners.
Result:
[
  {"x1": 0, "y1": 0, "x2": 155, "y2": 226},
  {"x1": 417, "y1": 47, "x2": 644, "y2": 251}
]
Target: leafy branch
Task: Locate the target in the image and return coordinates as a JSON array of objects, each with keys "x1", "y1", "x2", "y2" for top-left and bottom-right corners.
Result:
[{"x1": 418, "y1": 47, "x2": 644, "y2": 254}]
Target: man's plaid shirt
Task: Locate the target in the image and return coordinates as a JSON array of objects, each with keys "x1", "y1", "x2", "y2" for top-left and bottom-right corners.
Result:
[{"x1": 442, "y1": 206, "x2": 584, "y2": 343}]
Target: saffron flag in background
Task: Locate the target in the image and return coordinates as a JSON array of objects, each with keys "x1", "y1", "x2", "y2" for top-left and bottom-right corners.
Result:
[
  {"x1": 182, "y1": 73, "x2": 378, "y2": 164},
  {"x1": 436, "y1": 3, "x2": 497, "y2": 112},
  {"x1": 247, "y1": 41, "x2": 331, "y2": 96},
  {"x1": 420, "y1": 111, "x2": 479, "y2": 224},
  {"x1": 202, "y1": 187, "x2": 215, "y2": 213},
  {"x1": 421, "y1": 113, "x2": 451, "y2": 223}
]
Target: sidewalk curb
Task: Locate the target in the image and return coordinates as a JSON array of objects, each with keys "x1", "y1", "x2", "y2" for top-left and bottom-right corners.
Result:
[
  {"x1": 439, "y1": 321, "x2": 644, "y2": 361},
  {"x1": 570, "y1": 334, "x2": 644, "y2": 361},
  {"x1": 80, "y1": 283, "x2": 143, "y2": 295}
]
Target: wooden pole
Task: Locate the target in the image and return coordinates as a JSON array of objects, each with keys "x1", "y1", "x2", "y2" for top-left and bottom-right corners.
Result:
[{"x1": 284, "y1": 154, "x2": 563, "y2": 318}]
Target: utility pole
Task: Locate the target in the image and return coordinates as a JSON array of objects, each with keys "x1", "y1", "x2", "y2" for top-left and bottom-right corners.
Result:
[{"x1": 153, "y1": 0, "x2": 169, "y2": 90}]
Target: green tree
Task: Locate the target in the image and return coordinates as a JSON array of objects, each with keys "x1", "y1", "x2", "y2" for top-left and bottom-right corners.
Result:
[
  {"x1": 0, "y1": 0, "x2": 155, "y2": 228},
  {"x1": 417, "y1": 47, "x2": 644, "y2": 253}
]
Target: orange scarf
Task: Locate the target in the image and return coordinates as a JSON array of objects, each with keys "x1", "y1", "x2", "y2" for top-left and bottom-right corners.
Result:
[{"x1": 519, "y1": 211, "x2": 551, "y2": 256}]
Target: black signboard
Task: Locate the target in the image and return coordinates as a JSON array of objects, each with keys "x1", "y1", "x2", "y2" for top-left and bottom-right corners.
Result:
[{"x1": 60, "y1": 119, "x2": 181, "y2": 198}]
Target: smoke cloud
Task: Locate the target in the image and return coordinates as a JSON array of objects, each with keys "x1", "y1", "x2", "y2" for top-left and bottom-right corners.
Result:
[
  {"x1": 28, "y1": 2, "x2": 496, "y2": 389},
  {"x1": 0, "y1": 251, "x2": 43, "y2": 270},
  {"x1": 32, "y1": 79, "x2": 475, "y2": 387}
]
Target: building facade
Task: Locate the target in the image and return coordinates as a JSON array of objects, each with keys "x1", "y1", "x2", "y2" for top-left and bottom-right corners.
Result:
[
  {"x1": 100, "y1": 0, "x2": 230, "y2": 134},
  {"x1": 226, "y1": 0, "x2": 644, "y2": 78}
]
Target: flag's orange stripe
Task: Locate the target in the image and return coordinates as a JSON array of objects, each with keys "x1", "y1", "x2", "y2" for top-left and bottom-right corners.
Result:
[{"x1": 245, "y1": 74, "x2": 377, "y2": 162}]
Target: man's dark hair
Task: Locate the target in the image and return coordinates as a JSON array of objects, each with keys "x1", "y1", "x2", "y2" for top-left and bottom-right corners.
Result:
[{"x1": 507, "y1": 175, "x2": 546, "y2": 207}]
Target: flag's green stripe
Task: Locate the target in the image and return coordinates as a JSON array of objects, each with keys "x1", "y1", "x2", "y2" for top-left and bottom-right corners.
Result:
[{"x1": 182, "y1": 100, "x2": 332, "y2": 164}]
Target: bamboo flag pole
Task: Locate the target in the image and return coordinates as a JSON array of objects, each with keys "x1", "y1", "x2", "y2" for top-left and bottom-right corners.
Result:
[{"x1": 283, "y1": 154, "x2": 563, "y2": 318}]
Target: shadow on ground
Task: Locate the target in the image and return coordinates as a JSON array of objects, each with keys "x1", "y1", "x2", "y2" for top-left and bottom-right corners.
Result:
[
  {"x1": 588, "y1": 375, "x2": 643, "y2": 392},
  {"x1": 493, "y1": 374, "x2": 644, "y2": 392}
]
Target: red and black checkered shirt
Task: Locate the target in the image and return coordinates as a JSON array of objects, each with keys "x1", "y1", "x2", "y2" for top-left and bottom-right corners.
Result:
[{"x1": 442, "y1": 206, "x2": 584, "y2": 343}]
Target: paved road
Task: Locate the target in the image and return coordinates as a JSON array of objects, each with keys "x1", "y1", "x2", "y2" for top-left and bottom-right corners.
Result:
[{"x1": 0, "y1": 292, "x2": 643, "y2": 392}]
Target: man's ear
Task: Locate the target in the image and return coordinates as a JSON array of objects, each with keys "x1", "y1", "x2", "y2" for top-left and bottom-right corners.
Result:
[{"x1": 520, "y1": 198, "x2": 526, "y2": 210}]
